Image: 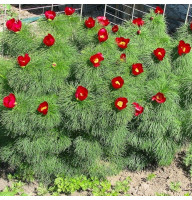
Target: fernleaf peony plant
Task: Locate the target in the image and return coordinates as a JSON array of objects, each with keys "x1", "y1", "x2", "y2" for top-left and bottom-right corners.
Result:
[{"x1": 0, "y1": 6, "x2": 190, "y2": 184}]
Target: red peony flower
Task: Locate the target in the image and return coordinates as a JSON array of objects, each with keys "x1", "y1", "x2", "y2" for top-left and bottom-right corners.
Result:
[
  {"x1": 111, "y1": 76, "x2": 124, "y2": 89},
  {"x1": 45, "y1": 10, "x2": 56, "y2": 20},
  {"x1": 115, "y1": 97, "x2": 128, "y2": 110},
  {"x1": 155, "y1": 6, "x2": 164, "y2": 14},
  {"x1": 132, "y1": 63, "x2": 144, "y2": 76},
  {"x1": 90, "y1": 52, "x2": 104, "y2": 67},
  {"x1": 152, "y1": 92, "x2": 166, "y2": 104},
  {"x1": 37, "y1": 101, "x2": 48, "y2": 115},
  {"x1": 3, "y1": 93, "x2": 16, "y2": 109},
  {"x1": 6, "y1": 18, "x2": 22, "y2": 32},
  {"x1": 43, "y1": 33, "x2": 55, "y2": 46},
  {"x1": 178, "y1": 40, "x2": 191, "y2": 56},
  {"x1": 132, "y1": 18, "x2": 144, "y2": 27},
  {"x1": 85, "y1": 17, "x2": 95, "y2": 28},
  {"x1": 17, "y1": 53, "x2": 31, "y2": 67},
  {"x1": 116, "y1": 37, "x2": 130, "y2": 49},
  {"x1": 153, "y1": 48, "x2": 166, "y2": 61},
  {"x1": 98, "y1": 28, "x2": 108, "y2": 42},
  {"x1": 97, "y1": 16, "x2": 110, "y2": 26},
  {"x1": 75, "y1": 86, "x2": 88, "y2": 101},
  {"x1": 132, "y1": 102, "x2": 144, "y2": 116},
  {"x1": 120, "y1": 53, "x2": 126, "y2": 62},
  {"x1": 64, "y1": 7, "x2": 75, "y2": 15},
  {"x1": 112, "y1": 25, "x2": 119, "y2": 33}
]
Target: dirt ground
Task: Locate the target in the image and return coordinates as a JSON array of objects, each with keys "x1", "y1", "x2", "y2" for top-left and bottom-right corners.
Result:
[
  {"x1": 106, "y1": 152, "x2": 192, "y2": 196},
  {"x1": 0, "y1": 151, "x2": 191, "y2": 196}
]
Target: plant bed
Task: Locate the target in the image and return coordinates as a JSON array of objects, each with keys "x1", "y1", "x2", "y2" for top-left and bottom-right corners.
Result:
[{"x1": 0, "y1": 5, "x2": 192, "y2": 190}]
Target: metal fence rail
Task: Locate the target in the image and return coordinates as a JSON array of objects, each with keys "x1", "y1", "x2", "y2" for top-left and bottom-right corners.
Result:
[{"x1": 1, "y1": 4, "x2": 192, "y2": 28}]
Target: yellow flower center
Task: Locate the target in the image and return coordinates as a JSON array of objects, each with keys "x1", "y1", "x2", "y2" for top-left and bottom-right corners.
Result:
[
  {"x1": 41, "y1": 106, "x2": 47, "y2": 111},
  {"x1": 158, "y1": 52, "x2": 162, "y2": 56},
  {"x1": 182, "y1": 47, "x2": 186, "y2": 52},
  {"x1": 135, "y1": 68, "x2": 139, "y2": 73},
  {"x1": 115, "y1": 81, "x2": 120, "y2": 85},
  {"x1": 80, "y1": 93, "x2": 83, "y2": 96},
  {"x1": 94, "y1": 58, "x2": 99, "y2": 63},
  {"x1": 117, "y1": 101, "x2": 123, "y2": 107},
  {"x1": 119, "y1": 41, "x2": 126, "y2": 46},
  {"x1": 156, "y1": 95, "x2": 160, "y2": 100},
  {"x1": 100, "y1": 35, "x2": 105, "y2": 38}
]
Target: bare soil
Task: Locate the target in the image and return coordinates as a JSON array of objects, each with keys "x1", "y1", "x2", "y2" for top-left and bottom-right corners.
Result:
[{"x1": 0, "y1": 151, "x2": 191, "y2": 196}]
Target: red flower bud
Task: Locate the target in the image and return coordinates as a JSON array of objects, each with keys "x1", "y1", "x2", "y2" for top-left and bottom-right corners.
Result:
[
  {"x1": 178, "y1": 40, "x2": 191, "y2": 56},
  {"x1": 116, "y1": 37, "x2": 130, "y2": 49},
  {"x1": 75, "y1": 86, "x2": 88, "y2": 101},
  {"x1": 112, "y1": 25, "x2": 119, "y2": 33},
  {"x1": 90, "y1": 52, "x2": 104, "y2": 67},
  {"x1": 153, "y1": 48, "x2": 166, "y2": 61},
  {"x1": 6, "y1": 18, "x2": 22, "y2": 32},
  {"x1": 3, "y1": 93, "x2": 16, "y2": 109},
  {"x1": 111, "y1": 76, "x2": 124, "y2": 89},
  {"x1": 85, "y1": 17, "x2": 95, "y2": 28},
  {"x1": 17, "y1": 53, "x2": 31, "y2": 67},
  {"x1": 152, "y1": 92, "x2": 166, "y2": 104},
  {"x1": 132, "y1": 18, "x2": 144, "y2": 27},
  {"x1": 150, "y1": 17, "x2": 154, "y2": 20},
  {"x1": 64, "y1": 7, "x2": 75, "y2": 15},
  {"x1": 52, "y1": 62, "x2": 57, "y2": 68},
  {"x1": 120, "y1": 53, "x2": 126, "y2": 62},
  {"x1": 37, "y1": 101, "x2": 48, "y2": 115},
  {"x1": 97, "y1": 16, "x2": 110, "y2": 26},
  {"x1": 155, "y1": 6, "x2": 164, "y2": 14},
  {"x1": 115, "y1": 97, "x2": 128, "y2": 110},
  {"x1": 132, "y1": 102, "x2": 144, "y2": 116},
  {"x1": 45, "y1": 10, "x2": 56, "y2": 20},
  {"x1": 43, "y1": 34, "x2": 55, "y2": 46},
  {"x1": 132, "y1": 63, "x2": 144, "y2": 76},
  {"x1": 98, "y1": 28, "x2": 108, "y2": 42},
  {"x1": 137, "y1": 30, "x2": 141, "y2": 35}
]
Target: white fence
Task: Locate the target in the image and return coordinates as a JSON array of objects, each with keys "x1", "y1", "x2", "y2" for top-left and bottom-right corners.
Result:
[
  {"x1": 1, "y1": 4, "x2": 192, "y2": 24},
  {"x1": 0, "y1": 4, "x2": 192, "y2": 32}
]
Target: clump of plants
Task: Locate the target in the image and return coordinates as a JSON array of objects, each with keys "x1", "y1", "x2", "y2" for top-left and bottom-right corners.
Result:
[
  {"x1": 48, "y1": 175, "x2": 131, "y2": 196},
  {"x1": 0, "y1": 5, "x2": 190, "y2": 185}
]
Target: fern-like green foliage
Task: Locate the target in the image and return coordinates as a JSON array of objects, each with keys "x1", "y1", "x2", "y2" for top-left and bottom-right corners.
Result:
[
  {"x1": 185, "y1": 144, "x2": 192, "y2": 176},
  {"x1": 0, "y1": 9, "x2": 189, "y2": 184}
]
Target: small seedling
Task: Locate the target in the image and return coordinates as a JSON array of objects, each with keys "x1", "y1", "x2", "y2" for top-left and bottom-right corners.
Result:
[
  {"x1": 146, "y1": 173, "x2": 156, "y2": 181},
  {"x1": 156, "y1": 192, "x2": 170, "y2": 196},
  {"x1": 0, "y1": 181, "x2": 28, "y2": 196},
  {"x1": 37, "y1": 183, "x2": 49, "y2": 196},
  {"x1": 170, "y1": 181, "x2": 181, "y2": 192}
]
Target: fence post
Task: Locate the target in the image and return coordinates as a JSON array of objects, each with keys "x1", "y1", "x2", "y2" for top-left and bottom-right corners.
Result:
[
  {"x1": 2, "y1": 5, "x2": 7, "y2": 57},
  {"x1": 19, "y1": 4, "x2": 21, "y2": 20},
  {"x1": 185, "y1": 4, "x2": 190, "y2": 24},
  {"x1": 163, "y1": 4, "x2": 166, "y2": 17},
  {"x1": 104, "y1": 4, "x2": 107, "y2": 17},
  {"x1": 80, "y1": 4, "x2": 83, "y2": 21},
  {"x1": 131, "y1": 4, "x2": 135, "y2": 20}
]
